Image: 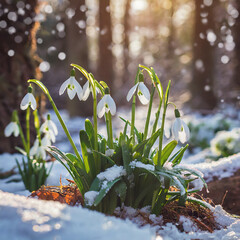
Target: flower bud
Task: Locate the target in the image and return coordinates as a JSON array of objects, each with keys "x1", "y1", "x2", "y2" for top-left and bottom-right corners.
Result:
[{"x1": 174, "y1": 109, "x2": 181, "y2": 118}]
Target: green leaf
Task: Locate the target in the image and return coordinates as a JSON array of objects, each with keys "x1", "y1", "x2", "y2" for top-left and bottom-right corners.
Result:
[
  {"x1": 161, "y1": 140, "x2": 178, "y2": 166},
  {"x1": 114, "y1": 181, "x2": 127, "y2": 203},
  {"x1": 85, "y1": 119, "x2": 95, "y2": 148},
  {"x1": 143, "y1": 129, "x2": 161, "y2": 158},
  {"x1": 92, "y1": 150, "x2": 115, "y2": 166},
  {"x1": 66, "y1": 153, "x2": 85, "y2": 170},
  {"x1": 79, "y1": 130, "x2": 96, "y2": 178},
  {"x1": 93, "y1": 178, "x2": 121, "y2": 206},
  {"x1": 121, "y1": 142, "x2": 132, "y2": 175},
  {"x1": 164, "y1": 80, "x2": 171, "y2": 105},
  {"x1": 171, "y1": 144, "x2": 188, "y2": 166},
  {"x1": 133, "y1": 139, "x2": 149, "y2": 154}
]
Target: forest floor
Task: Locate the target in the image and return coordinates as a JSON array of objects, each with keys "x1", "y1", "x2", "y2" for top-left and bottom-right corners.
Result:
[{"x1": 1, "y1": 106, "x2": 240, "y2": 240}]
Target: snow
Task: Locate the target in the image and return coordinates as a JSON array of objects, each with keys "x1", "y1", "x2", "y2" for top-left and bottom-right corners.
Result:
[
  {"x1": 97, "y1": 165, "x2": 126, "y2": 181},
  {"x1": 84, "y1": 191, "x2": 98, "y2": 206},
  {"x1": 186, "y1": 153, "x2": 240, "y2": 182},
  {"x1": 0, "y1": 191, "x2": 155, "y2": 240},
  {"x1": 1, "y1": 109, "x2": 240, "y2": 239}
]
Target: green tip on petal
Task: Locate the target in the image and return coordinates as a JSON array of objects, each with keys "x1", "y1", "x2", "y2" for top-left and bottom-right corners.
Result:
[
  {"x1": 174, "y1": 109, "x2": 181, "y2": 118},
  {"x1": 71, "y1": 68, "x2": 75, "y2": 76},
  {"x1": 138, "y1": 72, "x2": 144, "y2": 83},
  {"x1": 104, "y1": 87, "x2": 110, "y2": 94},
  {"x1": 47, "y1": 114, "x2": 51, "y2": 120},
  {"x1": 28, "y1": 85, "x2": 33, "y2": 93}
]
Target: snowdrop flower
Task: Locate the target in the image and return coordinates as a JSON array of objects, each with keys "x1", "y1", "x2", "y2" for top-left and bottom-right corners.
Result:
[
  {"x1": 126, "y1": 72, "x2": 150, "y2": 105},
  {"x1": 30, "y1": 139, "x2": 47, "y2": 159},
  {"x1": 20, "y1": 85, "x2": 37, "y2": 110},
  {"x1": 59, "y1": 69, "x2": 83, "y2": 100},
  {"x1": 171, "y1": 109, "x2": 190, "y2": 143},
  {"x1": 97, "y1": 88, "x2": 116, "y2": 118},
  {"x1": 40, "y1": 114, "x2": 58, "y2": 136},
  {"x1": 105, "y1": 149, "x2": 115, "y2": 157},
  {"x1": 82, "y1": 81, "x2": 100, "y2": 101},
  {"x1": 4, "y1": 121, "x2": 19, "y2": 137}
]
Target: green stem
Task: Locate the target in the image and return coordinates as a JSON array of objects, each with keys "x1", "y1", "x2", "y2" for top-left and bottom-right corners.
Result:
[
  {"x1": 93, "y1": 88, "x2": 98, "y2": 152},
  {"x1": 28, "y1": 80, "x2": 81, "y2": 160},
  {"x1": 26, "y1": 107, "x2": 30, "y2": 156},
  {"x1": 130, "y1": 96, "x2": 136, "y2": 144},
  {"x1": 33, "y1": 110, "x2": 42, "y2": 145},
  {"x1": 143, "y1": 84, "x2": 155, "y2": 140},
  {"x1": 15, "y1": 113, "x2": 27, "y2": 152},
  {"x1": 152, "y1": 99, "x2": 162, "y2": 135},
  {"x1": 130, "y1": 68, "x2": 140, "y2": 144},
  {"x1": 157, "y1": 105, "x2": 167, "y2": 167},
  {"x1": 105, "y1": 113, "x2": 110, "y2": 147},
  {"x1": 108, "y1": 111, "x2": 113, "y2": 149}
]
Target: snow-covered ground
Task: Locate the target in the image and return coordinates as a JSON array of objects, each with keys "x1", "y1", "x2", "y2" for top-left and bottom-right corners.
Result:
[{"x1": 1, "y1": 108, "x2": 240, "y2": 239}]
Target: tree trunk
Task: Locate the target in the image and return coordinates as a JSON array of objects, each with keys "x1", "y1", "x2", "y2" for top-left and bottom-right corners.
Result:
[
  {"x1": 65, "y1": 0, "x2": 92, "y2": 116},
  {"x1": 98, "y1": 0, "x2": 114, "y2": 91},
  {"x1": 0, "y1": 0, "x2": 41, "y2": 153},
  {"x1": 190, "y1": 0, "x2": 218, "y2": 110},
  {"x1": 232, "y1": 1, "x2": 240, "y2": 91}
]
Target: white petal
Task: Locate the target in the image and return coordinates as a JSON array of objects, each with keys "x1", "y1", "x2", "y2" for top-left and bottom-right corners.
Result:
[
  {"x1": 73, "y1": 78, "x2": 83, "y2": 100},
  {"x1": 67, "y1": 87, "x2": 76, "y2": 100},
  {"x1": 59, "y1": 78, "x2": 70, "y2": 95},
  {"x1": 13, "y1": 123, "x2": 20, "y2": 137},
  {"x1": 40, "y1": 121, "x2": 47, "y2": 133},
  {"x1": 4, "y1": 122, "x2": 15, "y2": 137},
  {"x1": 48, "y1": 120, "x2": 58, "y2": 135},
  {"x1": 82, "y1": 82, "x2": 91, "y2": 101},
  {"x1": 30, "y1": 139, "x2": 39, "y2": 156},
  {"x1": 29, "y1": 93, "x2": 37, "y2": 110},
  {"x1": 106, "y1": 95, "x2": 116, "y2": 116},
  {"x1": 42, "y1": 135, "x2": 51, "y2": 146},
  {"x1": 138, "y1": 93, "x2": 149, "y2": 105},
  {"x1": 138, "y1": 82, "x2": 150, "y2": 105},
  {"x1": 20, "y1": 93, "x2": 30, "y2": 110},
  {"x1": 126, "y1": 84, "x2": 138, "y2": 102},
  {"x1": 172, "y1": 118, "x2": 181, "y2": 140},
  {"x1": 179, "y1": 120, "x2": 190, "y2": 143},
  {"x1": 97, "y1": 96, "x2": 106, "y2": 118}
]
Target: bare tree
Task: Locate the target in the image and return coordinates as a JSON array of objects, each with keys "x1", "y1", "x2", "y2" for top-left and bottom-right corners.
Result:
[
  {"x1": 190, "y1": 0, "x2": 218, "y2": 110},
  {"x1": 0, "y1": 0, "x2": 41, "y2": 153},
  {"x1": 98, "y1": 0, "x2": 114, "y2": 90}
]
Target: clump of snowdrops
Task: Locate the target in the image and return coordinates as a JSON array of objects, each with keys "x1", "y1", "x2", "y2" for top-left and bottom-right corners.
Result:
[
  {"x1": 4, "y1": 86, "x2": 58, "y2": 191},
  {"x1": 210, "y1": 128, "x2": 240, "y2": 158},
  {"x1": 23, "y1": 64, "x2": 207, "y2": 215}
]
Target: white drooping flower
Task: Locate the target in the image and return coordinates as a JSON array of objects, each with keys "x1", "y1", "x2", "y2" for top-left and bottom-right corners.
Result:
[
  {"x1": 59, "y1": 69, "x2": 83, "y2": 100},
  {"x1": 97, "y1": 93, "x2": 116, "y2": 118},
  {"x1": 4, "y1": 122, "x2": 19, "y2": 137},
  {"x1": 82, "y1": 81, "x2": 91, "y2": 101},
  {"x1": 126, "y1": 81, "x2": 150, "y2": 105},
  {"x1": 82, "y1": 81, "x2": 100, "y2": 101},
  {"x1": 171, "y1": 109, "x2": 190, "y2": 143},
  {"x1": 20, "y1": 85, "x2": 37, "y2": 110},
  {"x1": 40, "y1": 115, "x2": 58, "y2": 136},
  {"x1": 30, "y1": 139, "x2": 47, "y2": 160}
]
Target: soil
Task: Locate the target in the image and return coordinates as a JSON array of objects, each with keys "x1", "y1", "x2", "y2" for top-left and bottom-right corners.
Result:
[
  {"x1": 200, "y1": 169, "x2": 240, "y2": 216},
  {"x1": 29, "y1": 182, "x2": 218, "y2": 233}
]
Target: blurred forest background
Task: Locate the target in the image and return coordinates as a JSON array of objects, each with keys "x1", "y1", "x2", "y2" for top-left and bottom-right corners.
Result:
[{"x1": 0, "y1": 0, "x2": 240, "y2": 152}]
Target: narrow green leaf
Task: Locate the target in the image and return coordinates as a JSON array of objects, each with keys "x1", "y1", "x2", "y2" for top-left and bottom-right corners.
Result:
[
  {"x1": 171, "y1": 144, "x2": 188, "y2": 166},
  {"x1": 143, "y1": 129, "x2": 161, "y2": 158},
  {"x1": 79, "y1": 130, "x2": 96, "y2": 178},
  {"x1": 85, "y1": 119, "x2": 95, "y2": 149},
  {"x1": 164, "y1": 80, "x2": 171, "y2": 105},
  {"x1": 114, "y1": 181, "x2": 127, "y2": 203},
  {"x1": 93, "y1": 178, "x2": 121, "y2": 206},
  {"x1": 161, "y1": 140, "x2": 178, "y2": 166}
]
